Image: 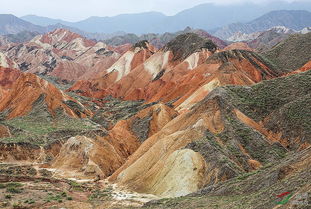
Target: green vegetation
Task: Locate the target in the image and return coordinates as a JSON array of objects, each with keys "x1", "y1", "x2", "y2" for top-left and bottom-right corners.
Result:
[
  {"x1": 69, "y1": 180, "x2": 84, "y2": 191},
  {"x1": 206, "y1": 49, "x2": 278, "y2": 77},
  {"x1": 5, "y1": 182, "x2": 23, "y2": 194},
  {"x1": 0, "y1": 109, "x2": 96, "y2": 146},
  {"x1": 24, "y1": 199, "x2": 35, "y2": 204},
  {"x1": 38, "y1": 75, "x2": 74, "y2": 90},
  {"x1": 133, "y1": 40, "x2": 149, "y2": 49},
  {"x1": 225, "y1": 70, "x2": 311, "y2": 142},
  {"x1": 0, "y1": 182, "x2": 23, "y2": 191},
  {"x1": 45, "y1": 191, "x2": 71, "y2": 203},
  {"x1": 88, "y1": 186, "x2": 113, "y2": 201},
  {"x1": 164, "y1": 33, "x2": 217, "y2": 60},
  {"x1": 141, "y1": 148, "x2": 311, "y2": 209},
  {"x1": 91, "y1": 96, "x2": 156, "y2": 128},
  {"x1": 5, "y1": 194, "x2": 12, "y2": 199},
  {"x1": 263, "y1": 32, "x2": 311, "y2": 73}
]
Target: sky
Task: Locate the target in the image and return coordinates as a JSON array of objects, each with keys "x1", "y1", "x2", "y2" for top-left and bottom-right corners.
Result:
[{"x1": 0, "y1": 0, "x2": 309, "y2": 21}]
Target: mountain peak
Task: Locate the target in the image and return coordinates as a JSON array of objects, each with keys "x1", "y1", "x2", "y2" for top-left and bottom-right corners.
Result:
[{"x1": 164, "y1": 33, "x2": 217, "y2": 60}]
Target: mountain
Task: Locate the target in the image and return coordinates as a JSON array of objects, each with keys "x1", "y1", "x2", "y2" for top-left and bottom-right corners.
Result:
[
  {"x1": 0, "y1": 27, "x2": 310, "y2": 208},
  {"x1": 0, "y1": 14, "x2": 45, "y2": 35},
  {"x1": 2, "y1": 31, "x2": 39, "y2": 43},
  {"x1": 21, "y1": 15, "x2": 70, "y2": 27},
  {"x1": 22, "y1": 12, "x2": 167, "y2": 34},
  {"x1": 246, "y1": 26, "x2": 296, "y2": 52},
  {"x1": 138, "y1": 69, "x2": 311, "y2": 207},
  {"x1": 73, "y1": 12, "x2": 166, "y2": 34},
  {"x1": 104, "y1": 27, "x2": 227, "y2": 49},
  {"x1": 263, "y1": 32, "x2": 311, "y2": 73},
  {"x1": 0, "y1": 29, "x2": 121, "y2": 81},
  {"x1": 213, "y1": 10, "x2": 311, "y2": 40},
  {"x1": 69, "y1": 33, "x2": 279, "y2": 111},
  {"x1": 0, "y1": 67, "x2": 91, "y2": 119},
  {"x1": 21, "y1": 1, "x2": 311, "y2": 34}
]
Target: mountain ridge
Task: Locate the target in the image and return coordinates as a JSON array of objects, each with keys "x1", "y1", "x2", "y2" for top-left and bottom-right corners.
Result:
[
  {"x1": 20, "y1": 1, "x2": 311, "y2": 34},
  {"x1": 213, "y1": 10, "x2": 311, "y2": 39}
]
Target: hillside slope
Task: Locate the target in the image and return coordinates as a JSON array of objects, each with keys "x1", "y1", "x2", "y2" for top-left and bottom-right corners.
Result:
[
  {"x1": 109, "y1": 69, "x2": 311, "y2": 198},
  {"x1": 263, "y1": 32, "x2": 311, "y2": 73}
]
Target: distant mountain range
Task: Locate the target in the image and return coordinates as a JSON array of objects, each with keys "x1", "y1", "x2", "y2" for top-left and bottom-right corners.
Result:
[
  {"x1": 213, "y1": 10, "x2": 311, "y2": 39},
  {"x1": 21, "y1": 1, "x2": 311, "y2": 34},
  {"x1": 0, "y1": 14, "x2": 45, "y2": 35},
  {"x1": 0, "y1": 2, "x2": 310, "y2": 43}
]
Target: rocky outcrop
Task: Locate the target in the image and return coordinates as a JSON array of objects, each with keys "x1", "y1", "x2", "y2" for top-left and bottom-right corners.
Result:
[
  {"x1": 1, "y1": 29, "x2": 120, "y2": 81},
  {"x1": 70, "y1": 33, "x2": 280, "y2": 115},
  {"x1": 109, "y1": 87, "x2": 288, "y2": 197},
  {"x1": 107, "y1": 69, "x2": 311, "y2": 198},
  {"x1": 68, "y1": 40, "x2": 156, "y2": 98},
  {"x1": 0, "y1": 67, "x2": 91, "y2": 119},
  {"x1": 0, "y1": 52, "x2": 18, "y2": 69},
  {"x1": 50, "y1": 103, "x2": 177, "y2": 179},
  {"x1": 0, "y1": 140, "x2": 62, "y2": 162}
]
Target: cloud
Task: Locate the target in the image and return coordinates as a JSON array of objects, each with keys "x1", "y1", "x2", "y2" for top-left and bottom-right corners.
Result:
[{"x1": 0, "y1": 0, "x2": 309, "y2": 21}]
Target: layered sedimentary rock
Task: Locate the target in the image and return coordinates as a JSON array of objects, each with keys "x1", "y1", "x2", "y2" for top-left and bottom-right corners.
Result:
[
  {"x1": 70, "y1": 33, "x2": 279, "y2": 115},
  {"x1": 1, "y1": 29, "x2": 120, "y2": 81},
  {"x1": 50, "y1": 103, "x2": 178, "y2": 179},
  {"x1": 109, "y1": 70, "x2": 311, "y2": 198},
  {"x1": 0, "y1": 67, "x2": 91, "y2": 119}
]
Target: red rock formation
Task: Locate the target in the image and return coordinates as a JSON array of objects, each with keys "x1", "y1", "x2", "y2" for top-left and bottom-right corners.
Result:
[
  {"x1": 223, "y1": 42, "x2": 254, "y2": 51},
  {"x1": 50, "y1": 103, "x2": 178, "y2": 179},
  {"x1": 68, "y1": 42, "x2": 157, "y2": 98},
  {"x1": 286, "y1": 61, "x2": 311, "y2": 75},
  {"x1": 70, "y1": 46, "x2": 278, "y2": 114},
  {"x1": 2, "y1": 29, "x2": 120, "y2": 81},
  {"x1": 0, "y1": 67, "x2": 21, "y2": 89},
  {"x1": 0, "y1": 67, "x2": 91, "y2": 119}
]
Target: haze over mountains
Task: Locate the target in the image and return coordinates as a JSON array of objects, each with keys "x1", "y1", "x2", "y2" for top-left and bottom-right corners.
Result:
[{"x1": 21, "y1": 1, "x2": 311, "y2": 34}]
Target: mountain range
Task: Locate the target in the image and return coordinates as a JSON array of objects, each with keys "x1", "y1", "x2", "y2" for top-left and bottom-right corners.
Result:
[
  {"x1": 0, "y1": 9, "x2": 310, "y2": 44},
  {"x1": 0, "y1": 27, "x2": 310, "y2": 208},
  {"x1": 213, "y1": 10, "x2": 311, "y2": 39},
  {"x1": 0, "y1": 2, "x2": 310, "y2": 208},
  {"x1": 21, "y1": 1, "x2": 311, "y2": 34}
]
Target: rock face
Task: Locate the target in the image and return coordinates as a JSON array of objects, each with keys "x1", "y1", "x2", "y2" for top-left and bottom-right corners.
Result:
[
  {"x1": 0, "y1": 67, "x2": 91, "y2": 119},
  {"x1": 51, "y1": 135, "x2": 126, "y2": 179},
  {"x1": 71, "y1": 33, "x2": 274, "y2": 110},
  {"x1": 227, "y1": 31, "x2": 261, "y2": 42},
  {"x1": 50, "y1": 103, "x2": 177, "y2": 179},
  {"x1": 71, "y1": 32, "x2": 279, "y2": 115},
  {"x1": 0, "y1": 140, "x2": 62, "y2": 162},
  {"x1": 1, "y1": 29, "x2": 120, "y2": 81},
  {"x1": 0, "y1": 52, "x2": 18, "y2": 69},
  {"x1": 144, "y1": 147, "x2": 311, "y2": 209},
  {"x1": 108, "y1": 70, "x2": 310, "y2": 198},
  {"x1": 68, "y1": 40, "x2": 156, "y2": 98}
]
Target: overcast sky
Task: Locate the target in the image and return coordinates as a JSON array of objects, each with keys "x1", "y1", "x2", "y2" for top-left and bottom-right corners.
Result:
[{"x1": 0, "y1": 0, "x2": 309, "y2": 21}]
